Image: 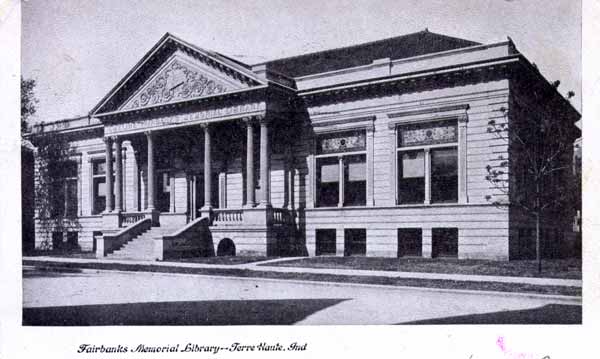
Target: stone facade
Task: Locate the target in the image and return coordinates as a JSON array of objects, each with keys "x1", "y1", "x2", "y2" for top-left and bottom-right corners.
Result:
[{"x1": 26, "y1": 31, "x2": 580, "y2": 260}]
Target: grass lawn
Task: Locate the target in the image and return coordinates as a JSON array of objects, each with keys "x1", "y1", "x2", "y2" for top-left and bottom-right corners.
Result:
[
  {"x1": 260, "y1": 257, "x2": 582, "y2": 279},
  {"x1": 23, "y1": 250, "x2": 96, "y2": 259},
  {"x1": 22, "y1": 260, "x2": 581, "y2": 297},
  {"x1": 169, "y1": 256, "x2": 273, "y2": 265},
  {"x1": 23, "y1": 251, "x2": 269, "y2": 265}
]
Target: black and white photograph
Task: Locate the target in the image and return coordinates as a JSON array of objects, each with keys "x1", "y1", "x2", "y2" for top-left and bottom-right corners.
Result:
[{"x1": 1, "y1": 0, "x2": 597, "y2": 357}]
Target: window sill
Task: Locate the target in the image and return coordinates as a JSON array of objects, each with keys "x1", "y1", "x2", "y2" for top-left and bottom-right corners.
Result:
[{"x1": 306, "y1": 202, "x2": 497, "y2": 211}]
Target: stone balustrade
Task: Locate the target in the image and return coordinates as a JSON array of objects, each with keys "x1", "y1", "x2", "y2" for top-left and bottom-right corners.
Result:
[
  {"x1": 212, "y1": 209, "x2": 244, "y2": 225},
  {"x1": 270, "y1": 208, "x2": 293, "y2": 225},
  {"x1": 121, "y1": 212, "x2": 147, "y2": 227}
]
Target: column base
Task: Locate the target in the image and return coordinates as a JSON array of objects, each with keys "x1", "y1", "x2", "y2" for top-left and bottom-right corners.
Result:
[
  {"x1": 256, "y1": 202, "x2": 272, "y2": 209},
  {"x1": 243, "y1": 203, "x2": 256, "y2": 209}
]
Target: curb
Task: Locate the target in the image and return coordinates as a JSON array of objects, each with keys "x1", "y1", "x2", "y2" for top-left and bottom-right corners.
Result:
[
  {"x1": 22, "y1": 256, "x2": 582, "y2": 288},
  {"x1": 23, "y1": 258, "x2": 582, "y2": 298}
]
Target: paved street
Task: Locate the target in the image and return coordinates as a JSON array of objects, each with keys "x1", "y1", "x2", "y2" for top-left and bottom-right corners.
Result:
[{"x1": 22, "y1": 266, "x2": 581, "y2": 325}]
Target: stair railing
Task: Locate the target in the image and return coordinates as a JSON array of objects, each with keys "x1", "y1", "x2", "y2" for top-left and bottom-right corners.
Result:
[
  {"x1": 96, "y1": 218, "x2": 152, "y2": 258},
  {"x1": 121, "y1": 212, "x2": 146, "y2": 227}
]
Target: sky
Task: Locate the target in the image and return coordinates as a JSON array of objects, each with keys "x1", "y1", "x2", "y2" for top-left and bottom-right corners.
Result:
[{"x1": 22, "y1": 0, "x2": 581, "y2": 123}]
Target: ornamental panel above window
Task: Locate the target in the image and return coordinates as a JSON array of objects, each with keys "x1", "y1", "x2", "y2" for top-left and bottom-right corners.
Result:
[
  {"x1": 317, "y1": 130, "x2": 366, "y2": 154},
  {"x1": 397, "y1": 120, "x2": 458, "y2": 147}
]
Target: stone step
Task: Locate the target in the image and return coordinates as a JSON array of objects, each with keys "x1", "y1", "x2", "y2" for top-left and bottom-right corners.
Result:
[{"x1": 106, "y1": 226, "x2": 180, "y2": 260}]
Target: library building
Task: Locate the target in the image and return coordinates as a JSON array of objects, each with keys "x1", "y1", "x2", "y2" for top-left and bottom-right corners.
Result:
[{"x1": 25, "y1": 30, "x2": 580, "y2": 261}]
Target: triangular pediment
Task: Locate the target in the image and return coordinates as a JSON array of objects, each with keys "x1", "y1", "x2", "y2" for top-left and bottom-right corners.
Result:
[
  {"x1": 120, "y1": 52, "x2": 250, "y2": 111},
  {"x1": 92, "y1": 33, "x2": 265, "y2": 115}
]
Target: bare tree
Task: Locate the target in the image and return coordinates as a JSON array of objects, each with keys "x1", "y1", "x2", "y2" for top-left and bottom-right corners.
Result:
[{"x1": 485, "y1": 86, "x2": 579, "y2": 272}]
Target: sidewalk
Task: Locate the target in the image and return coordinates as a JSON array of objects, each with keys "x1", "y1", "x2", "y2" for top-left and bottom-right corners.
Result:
[{"x1": 22, "y1": 256, "x2": 582, "y2": 288}]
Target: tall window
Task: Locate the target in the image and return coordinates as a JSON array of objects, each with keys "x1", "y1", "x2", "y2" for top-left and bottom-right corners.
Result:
[
  {"x1": 50, "y1": 160, "x2": 78, "y2": 218},
  {"x1": 316, "y1": 130, "x2": 367, "y2": 207},
  {"x1": 397, "y1": 120, "x2": 458, "y2": 204},
  {"x1": 92, "y1": 159, "x2": 114, "y2": 214}
]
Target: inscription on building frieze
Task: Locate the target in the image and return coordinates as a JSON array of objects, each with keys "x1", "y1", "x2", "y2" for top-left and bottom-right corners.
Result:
[{"x1": 105, "y1": 102, "x2": 265, "y2": 135}]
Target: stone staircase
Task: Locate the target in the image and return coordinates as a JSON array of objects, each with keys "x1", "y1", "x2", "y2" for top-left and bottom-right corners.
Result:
[{"x1": 106, "y1": 226, "x2": 178, "y2": 261}]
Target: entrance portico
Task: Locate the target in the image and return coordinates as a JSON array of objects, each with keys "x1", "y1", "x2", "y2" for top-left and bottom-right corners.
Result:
[{"x1": 98, "y1": 105, "x2": 294, "y2": 256}]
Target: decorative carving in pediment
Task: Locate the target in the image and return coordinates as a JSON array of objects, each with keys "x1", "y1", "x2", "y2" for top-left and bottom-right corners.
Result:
[{"x1": 122, "y1": 59, "x2": 232, "y2": 110}]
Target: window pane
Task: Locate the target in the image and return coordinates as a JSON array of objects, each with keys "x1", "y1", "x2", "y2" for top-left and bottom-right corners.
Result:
[
  {"x1": 97, "y1": 181, "x2": 106, "y2": 197},
  {"x1": 157, "y1": 171, "x2": 171, "y2": 212},
  {"x1": 66, "y1": 179, "x2": 78, "y2": 217},
  {"x1": 93, "y1": 161, "x2": 106, "y2": 175},
  {"x1": 316, "y1": 229, "x2": 336, "y2": 255},
  {"x1": 344, "y1": 228, "x2": 366, "y2": 256},
  {"x1": 398, "y1": 228, "x2": 423, "y2": 257},
  {"x1": 397, "y1": 150, "x2": 425, "y2": 204},
  {"x1": 431, "y1": 147, "x2": 458, "y2": 203},
  {"x1": 93, "y1": 178, "x2": 106, "y2": 214},
  {"x1": 317, "y1": 158, "x2": 339, "y2": 207},
  {"x1": 344, "y1": 155, "x2": 366, "y2": 206},
  {"x1": 50, "y1": 181, "x2": 65, "y2": 217},
  {"x1": 432, "y1": 227, "x2": 458, "y2": 258},
  {"x1": 320, "y1": 163, "x2": 339, "y2": 183}
]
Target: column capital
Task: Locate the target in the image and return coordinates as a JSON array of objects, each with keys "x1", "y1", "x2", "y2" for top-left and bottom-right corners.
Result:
[
  {"x1": 103, "y1": 136, "x2": 113, "y2": 144},
  {"x1": 257, "y1": 115, "x2": 270, "y2": 125},
  {"x1": 144, "y1": 130, "x2": 154, "y2": 138},
  {"x1": 109, "y1": 135, "x2": 122, "y2": 142},
  {"x1": 200, "y1": 123, "x2": 211, "y2": 131},
  {"x1": 242, "y1": 116, "x2": 257, "y2": 126},
  {"x1": 458, "y1": 113, "x2": 469, "y2": 124}
]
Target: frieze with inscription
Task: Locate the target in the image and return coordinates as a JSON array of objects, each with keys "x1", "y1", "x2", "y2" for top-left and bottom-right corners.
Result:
[
  {"x1": 122, "y1": 59, "x2": 231, "y2": 110},
  {"x1": 105, "y1": 102, "x2": 266, "y2": 135}
]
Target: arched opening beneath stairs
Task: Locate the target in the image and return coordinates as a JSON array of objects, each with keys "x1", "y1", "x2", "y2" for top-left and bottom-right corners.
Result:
[{"x1": 217, "y1": 238, "x2": 236, "y2": 256}]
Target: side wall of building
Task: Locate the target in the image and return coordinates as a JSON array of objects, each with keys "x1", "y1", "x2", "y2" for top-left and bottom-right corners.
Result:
[
  {"x1": 507, "y1": 76, "x2": 580, "y2": 259},
  {"x1": 294, "y1": 79, "x2": 512, "y2": 259}
]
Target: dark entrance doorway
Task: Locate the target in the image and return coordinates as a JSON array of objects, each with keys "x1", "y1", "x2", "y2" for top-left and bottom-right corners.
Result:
[{"x1": 187, "y1": 174, "x2": 204, "y2": 221}]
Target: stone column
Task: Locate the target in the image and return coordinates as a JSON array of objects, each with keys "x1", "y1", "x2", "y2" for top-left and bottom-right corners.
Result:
[
  {"x1": 104, "y1": 137, "x2": 114, "y2": 213},
  {"x1": 114, "y1": 137, "x2": 123, "y2": 212},
  {"x1": 283, "y1": 144, "x2": 293, "y2": 209},
  {"x1": 258, "y1": 117, "x2": 271, "y2": 207},
  {"x1": 424, "y1": 148, "x2": 431, "y2": 205},
  {"x1": 145, "y1": 131, "x2": 155, "y2": 211},
  {"x1": 366, "y1": 125, "x2": 375, "y2": 206},
  {"x1": 458, "y1": 114, "x2": 469, "y2": 203},
  {"x1": 132, "y1": 150, "x2": 139, "y2": 211},
  {"x1": 244, "y1": 118, "x2": 255, "y2": 208},
  {"x1": 337, "y1": 155, "x2": 344, "y2": 207},
  {"x1": 202, "y1": 124, "x2": 212, "y2": 210}
]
